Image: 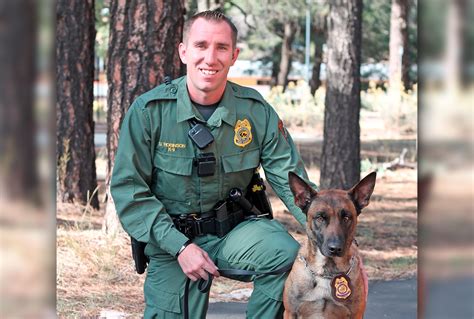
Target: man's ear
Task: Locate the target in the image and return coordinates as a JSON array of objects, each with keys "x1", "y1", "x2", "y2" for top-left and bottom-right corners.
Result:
[
  {"x1": 288, "y1": 172, "x2": 317, "y2": 213},
  {"x1": 178, "y1": 42, "x2": 187, "y2": 64},
  {"x1": 348, "y1": 172, "x2": 377, "y2": 214},
  {"x1": 231, "y1": 47, "x2": 240, "y2": 65}
]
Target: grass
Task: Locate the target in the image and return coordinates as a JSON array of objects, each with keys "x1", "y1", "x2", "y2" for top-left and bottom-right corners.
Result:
[{"x1": 390, "y1": 256, "x2": 417, "y2": 269}]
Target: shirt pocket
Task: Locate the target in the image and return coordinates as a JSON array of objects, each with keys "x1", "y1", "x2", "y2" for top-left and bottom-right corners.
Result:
[
  {"x1": 221, "y1": 147, "x2": 261, "y2": 196},
  {"x1": 152, "y1": 150, "x2": 194, "y2": 206}
]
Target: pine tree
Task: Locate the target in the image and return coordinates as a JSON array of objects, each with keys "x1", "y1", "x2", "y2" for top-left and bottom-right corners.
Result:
[{"x1": 320, "y1": 0, "x2": 363, "y2": 189}]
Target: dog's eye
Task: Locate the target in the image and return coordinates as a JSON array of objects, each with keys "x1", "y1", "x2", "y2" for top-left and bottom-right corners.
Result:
[
  {"x1": 342, "y1": 216, "x2": 351, "y2": 223},
  {"x1": 315, "y1": 213, "x2": 326, "y2": 223}
]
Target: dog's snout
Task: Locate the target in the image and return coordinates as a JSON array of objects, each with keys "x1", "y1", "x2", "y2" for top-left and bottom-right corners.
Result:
[{"x1": 327, "y1": 238, "x2": 343, "y2": 256}]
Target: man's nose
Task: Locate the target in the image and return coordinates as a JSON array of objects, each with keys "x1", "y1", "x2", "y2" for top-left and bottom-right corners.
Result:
[{"x1": 204, "y1": 48, "x2": 217, "y2": 64}]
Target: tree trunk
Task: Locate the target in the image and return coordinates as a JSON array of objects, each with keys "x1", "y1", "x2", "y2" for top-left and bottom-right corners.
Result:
[
  {"x1": 105, "y1": 0, "x2": 185, "y2": 234},
  {"x1": 388, "y1": 0, "x2": 409, "y2": 91},
  {"x1": 445, "y1": 0, "x2": 467, "y2": 94},
  {"x1": 277, "y1": 21, "x2": 296, "y2": 91},
  {"x1": 0, "y1": 1, "x2": 38, "y2": 202},
  {"x1": 270, "y1": 43, "x2": 281, "y2": 87},
  {"x1": 310, "y1": 15, "x2": 327, "y2": 95},
  {"x1": 56, "y1": 0, "x2": 98, "y2": 209},
  {"x1": 320, "y1": 0, "x2": 362, "y2": 190}
]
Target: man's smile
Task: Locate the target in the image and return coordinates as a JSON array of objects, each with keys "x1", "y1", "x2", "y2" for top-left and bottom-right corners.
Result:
[{"x1": 199, "y1": 68, "x2": 218, "y2": 75}]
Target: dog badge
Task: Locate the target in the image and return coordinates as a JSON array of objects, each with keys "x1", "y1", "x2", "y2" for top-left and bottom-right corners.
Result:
[
  {"x1": 234, "y1": 119, "x2": 252, "y2": 147},
  {"x1": 331, "y1": 274, "x2": 352, "y2": 301}
]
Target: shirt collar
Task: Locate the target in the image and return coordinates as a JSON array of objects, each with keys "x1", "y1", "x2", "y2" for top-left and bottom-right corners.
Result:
[{"x1": 176, "y1": 79, "x2": 237, "y2": 127}]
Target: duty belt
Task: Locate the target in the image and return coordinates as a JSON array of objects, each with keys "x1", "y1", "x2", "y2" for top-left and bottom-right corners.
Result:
[{"x1": 171, "y1": 208, "x2": 245, "y2": 239}]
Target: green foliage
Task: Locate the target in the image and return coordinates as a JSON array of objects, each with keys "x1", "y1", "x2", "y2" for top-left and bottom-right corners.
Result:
[
  {"x1": 362, "y1": 0, "x2": 391, "y2": 63},
  {"x1": 95, "y1": 0, "x2": 109, "y2": 60},
  {"x1": 228, "y1": 0, "x2": 308, "y2": 61},
  {"x1": 360, "y1": 158, "x2": 374, "y2": 173},
  {"x1": 360, "y1": 158, "x2": 387, "y2": 175},
  {"x1": 362, "y1": 0, "x2": 417, "y2": 69},
  {"x1": 407, "y1": 0, "x2": 418, "y2": 71}
]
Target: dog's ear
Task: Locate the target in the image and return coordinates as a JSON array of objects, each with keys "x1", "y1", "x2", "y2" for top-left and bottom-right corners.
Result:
[
  {"x1": 349, "y1": 171, "x2": 377, "y2": 214},
  {"x1": 288, "y1": 172, "x2": 317, "y2": 213}
]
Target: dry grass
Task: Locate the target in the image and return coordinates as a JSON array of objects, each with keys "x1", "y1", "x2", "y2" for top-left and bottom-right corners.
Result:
[
  {"x1": 57, "y1": 204, "x2": 145, "y2": 317},
  {"x1": 56, "y1": 168, "x2": 417, "y2": 316}
]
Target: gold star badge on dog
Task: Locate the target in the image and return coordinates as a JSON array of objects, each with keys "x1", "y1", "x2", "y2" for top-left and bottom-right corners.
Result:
[
  {"x1": 234, "y1": 119, "x2": 252, "y2": 147},
  {"x1": 331, "y1": 274, "x2": 352, "y2": 301}
]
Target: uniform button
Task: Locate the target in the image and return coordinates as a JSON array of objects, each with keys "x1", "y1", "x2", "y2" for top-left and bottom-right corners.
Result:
[{"x1": 169, "y1": 85, "x2": 177, "y2": 94}]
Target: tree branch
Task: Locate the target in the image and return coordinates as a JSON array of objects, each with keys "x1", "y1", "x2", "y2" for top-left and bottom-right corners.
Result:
[{"x1": 228, "y1": 1, "x2": 256, "y2": 31}]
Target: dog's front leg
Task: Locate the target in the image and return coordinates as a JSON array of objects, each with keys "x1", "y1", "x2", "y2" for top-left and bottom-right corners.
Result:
[{"x1": 283, "y1": 310, "x2": 297, "y2": 319}]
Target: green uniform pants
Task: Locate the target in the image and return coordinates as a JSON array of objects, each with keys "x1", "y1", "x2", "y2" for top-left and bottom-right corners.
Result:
[{"x1": 143, "y1": 218, "x2": 299, "y2": 319}]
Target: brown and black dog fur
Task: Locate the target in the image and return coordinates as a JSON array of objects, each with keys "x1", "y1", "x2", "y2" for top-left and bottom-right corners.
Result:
[{"x1": 283, "y1": 172, "x2": 377, "y2": 319}]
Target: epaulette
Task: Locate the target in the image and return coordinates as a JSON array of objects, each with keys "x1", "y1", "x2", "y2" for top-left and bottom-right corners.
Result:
[
  {"x1": 229, "y1": 81, "x2": 267, "y2": 105},
  {"x1": 138, "y1": 76, "x2": 185, "y2": 107}
]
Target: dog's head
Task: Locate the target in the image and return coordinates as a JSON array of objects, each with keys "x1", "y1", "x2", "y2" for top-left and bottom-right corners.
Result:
[{"x1": 289, "y1": 172, "x2": 376, "y2": 258}]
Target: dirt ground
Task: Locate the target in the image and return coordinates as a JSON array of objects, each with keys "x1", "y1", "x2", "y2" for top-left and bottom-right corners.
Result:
[{"x1": 56, "y1": 167, "x2": 417, "y2": 317}]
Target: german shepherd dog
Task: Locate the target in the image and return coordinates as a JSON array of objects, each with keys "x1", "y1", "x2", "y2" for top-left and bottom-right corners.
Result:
[{"x1": 283, "y1": 172, "x2": 376, "y2": 319}]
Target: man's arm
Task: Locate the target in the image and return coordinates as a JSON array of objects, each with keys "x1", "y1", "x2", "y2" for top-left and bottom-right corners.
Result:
[
  {"x1": 110, "y1": 99, "x2": 189, "y2": 256},
  {"x1": 260, "y1": 106, "x2": 317, "y2": 226}
]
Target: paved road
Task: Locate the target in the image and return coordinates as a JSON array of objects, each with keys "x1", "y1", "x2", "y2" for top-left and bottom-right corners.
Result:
[{"x1": 207, "y1": 278, "x2": 417, "y2": 319}]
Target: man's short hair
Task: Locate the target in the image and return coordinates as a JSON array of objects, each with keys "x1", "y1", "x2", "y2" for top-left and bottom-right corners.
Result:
[{"x1": 183, "y1": 9, "x2": 238, "y2": 48}]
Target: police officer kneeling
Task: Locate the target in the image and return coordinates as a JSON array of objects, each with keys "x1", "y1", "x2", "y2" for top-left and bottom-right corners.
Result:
[{"x1": 111, "y1": 9, "x2": 315, "y2": 319}]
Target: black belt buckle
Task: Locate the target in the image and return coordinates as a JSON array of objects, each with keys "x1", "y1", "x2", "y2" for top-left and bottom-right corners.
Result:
[
  {"x1": 176, "y1": 214, "x2": 193, "y2": 238},
  {"x1": 195, "y1": 152, "x2": 216, "y2": 177}
]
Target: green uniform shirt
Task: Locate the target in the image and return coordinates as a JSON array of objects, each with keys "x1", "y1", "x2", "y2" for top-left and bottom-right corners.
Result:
[{"x1": 110, "y1": 76, "x2": 314, "y2": 257}]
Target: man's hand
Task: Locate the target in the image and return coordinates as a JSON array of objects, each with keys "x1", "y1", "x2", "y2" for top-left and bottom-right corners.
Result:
[{"x1": 177, "y1": 243, "x2": 220, "y2": 281}]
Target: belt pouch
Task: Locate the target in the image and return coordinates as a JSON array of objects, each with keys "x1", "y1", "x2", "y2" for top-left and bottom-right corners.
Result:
[{"x1": 214, "y1": 201, "x2": 230, "y2": 237}]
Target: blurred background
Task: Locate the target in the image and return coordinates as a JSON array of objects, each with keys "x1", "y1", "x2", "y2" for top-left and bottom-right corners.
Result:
[{"x1": 0, "y1": 0, "x2": 472, "y2": 318}]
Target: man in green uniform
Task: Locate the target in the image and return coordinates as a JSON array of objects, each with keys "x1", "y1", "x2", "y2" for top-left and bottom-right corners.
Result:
[{"x1": 111, "y1": 10, "x2": 314, "y2": 319}]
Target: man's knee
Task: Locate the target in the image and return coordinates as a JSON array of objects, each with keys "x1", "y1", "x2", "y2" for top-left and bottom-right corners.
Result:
[{"x1": 266, "y1": 233, "x2": 300, "y2": 267}]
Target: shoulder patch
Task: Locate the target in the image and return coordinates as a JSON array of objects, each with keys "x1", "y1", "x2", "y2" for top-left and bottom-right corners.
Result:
[{"x1": 229, "y1": 81, "x2": 267, "y2": 105}]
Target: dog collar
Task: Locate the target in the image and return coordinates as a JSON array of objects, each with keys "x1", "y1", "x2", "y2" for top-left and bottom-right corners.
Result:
[
  {"x1": 297, "y1": 255, "x2": 356, "y2": 278},
  {"x1": 298, "y1": 255, "x2": 357, "y2": 302}
]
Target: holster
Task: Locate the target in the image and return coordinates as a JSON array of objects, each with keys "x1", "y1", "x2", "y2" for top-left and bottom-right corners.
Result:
[
  {"x1": 245, "y1": 171, "x2": 273, "y2": 219},
  {"x1": 131, "y1": 237, "x2": 149, "y2": 274}
]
